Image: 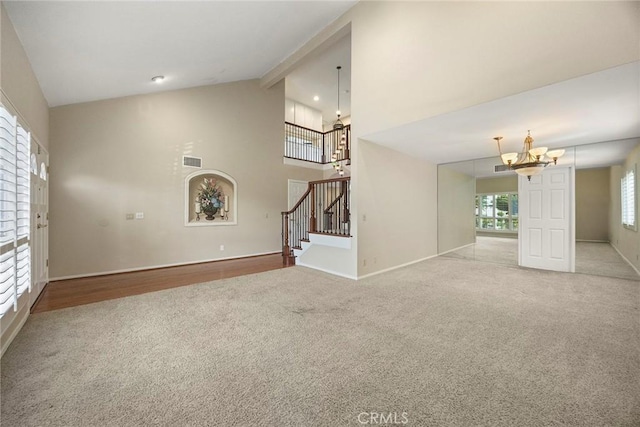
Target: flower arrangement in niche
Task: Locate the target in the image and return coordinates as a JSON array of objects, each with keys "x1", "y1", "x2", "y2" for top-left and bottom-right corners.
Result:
[{"x1": 196, "y1": 177, "x2": 225, "y2": 220}]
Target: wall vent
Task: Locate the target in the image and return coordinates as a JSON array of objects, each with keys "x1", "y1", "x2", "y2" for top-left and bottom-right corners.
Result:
[
  {"x1": 183, "y1": 156, "x2": 202, "y2": 168},
  {"x1": 494, "y1": 164, "x2": 511, "y2": 173}
]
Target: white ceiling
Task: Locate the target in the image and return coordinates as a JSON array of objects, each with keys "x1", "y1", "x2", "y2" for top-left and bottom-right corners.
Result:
[
  {"x1": 4, "y1": 1, "x2": 637, "y2": 171},
  {"x1": 4, "y1": 0, "x2": 357, "y2": 107},
  {"x1": 365, "y1": 61, "x2": 640, "y2": 166},
  {"x1": 285, "y1": 34, "x2": 351, "y2": 126}
]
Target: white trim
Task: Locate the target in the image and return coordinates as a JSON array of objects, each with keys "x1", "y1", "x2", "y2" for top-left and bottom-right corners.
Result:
[
  {"x1": 1, "y1": 305, "x2": 29, "y2": 357},
  {"x1": 283, "y1": 157, "x2": 334, "y2": 170},
  {"x1": 356, "y1": 254, "x2": 439, "y2": 280},
  {"x1": 49, "y1": 251, "x2": 280, "y2": 282},
  {"x1": 611, "y1": 243, "x2": 640, "y2": 277},
  {"x1": 437, "y1": 242, "x2": 475, "y2": 256},
  {"x1": 294, "y1": 263, "x2": 357, "y2": 280},
  {"x1": 576, "y1": 239, "x2": 609, "y2": 243},
  {"x1": 308, "y1": 233, "x2": 352, "y2": 249}
]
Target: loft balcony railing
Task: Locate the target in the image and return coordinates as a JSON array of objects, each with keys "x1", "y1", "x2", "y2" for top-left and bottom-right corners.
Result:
[
  {"x1": 284, "y1": 122, "x2": 351, "y2": 164},
  {"x1": 281, "y1": 177, "x2": 350, "y2": 266}
]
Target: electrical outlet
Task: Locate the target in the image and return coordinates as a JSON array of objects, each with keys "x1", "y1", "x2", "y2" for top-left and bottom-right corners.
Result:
[
  {"x1": 363, "y1": 259, "x2": 367, "y2": 266},
  {"x1": 135, "y1": 212, "x2": 144, "y2": 220},
  {"x1": 220, "y1": 245, "x2": 224, "y2": 251},
  {"x1": 362, "y1": 214, "x2": 366, "y2": 222},
  {"x1": 125, "y1": 213, "x2": 134, "y2": 220},
  {"x1": 265, "y1": 213, "x2": 269, "y2": 219}
]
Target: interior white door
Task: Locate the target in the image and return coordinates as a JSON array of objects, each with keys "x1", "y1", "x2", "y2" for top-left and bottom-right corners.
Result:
[
  {"x1": 288, "y1": 179, "x2": 308, "y2": 210},
  {"x1": 518, "y1": 167, "x2": 574, "y2": 272},
  {"x1": 29, "y1": 141, "x2": 48, "y2": 307}
]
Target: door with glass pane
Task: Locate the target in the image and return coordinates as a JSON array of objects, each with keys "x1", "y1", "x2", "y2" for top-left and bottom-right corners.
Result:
[{"x1": 29, "y1": 141, "x2": 48, "y2": 307}]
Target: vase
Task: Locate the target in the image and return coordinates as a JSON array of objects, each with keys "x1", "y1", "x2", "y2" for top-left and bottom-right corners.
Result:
[{"x1": 204, "y1": 208, "x2": 218, "y2": 220}]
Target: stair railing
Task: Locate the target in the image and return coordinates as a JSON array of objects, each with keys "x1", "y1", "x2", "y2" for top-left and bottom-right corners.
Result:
[
  {"x1": 282, "y1": 177, "x2": 351, "y2": 266},
  {"x1": 284, "y1": 122, "x2": 351, "y2": 164}
]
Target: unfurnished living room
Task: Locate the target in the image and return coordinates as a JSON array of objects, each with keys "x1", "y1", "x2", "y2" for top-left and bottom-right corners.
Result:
[{"x1": 1, "y1": 1, "x2": 639, "y2": 426}]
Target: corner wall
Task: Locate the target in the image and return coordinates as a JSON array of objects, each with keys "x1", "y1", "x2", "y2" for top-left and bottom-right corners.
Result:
[
  {"x1": 0, "y1": 3, "x2": 50, "y2": 355},
  {"x1": 49, "y1": 80, "x2": 323, "y2": 279},
  {"x1": 609, "y1": 143, "x2": 640, "y2": 272},
  {"x1": 0, "y1": 3, "x2": 48, "y2": 149},
  {"x1": 357, "y1": 140, "x2": 438, "y2": 277},
  {"x1": 438, "y1": 165, "x2": 476, "y2": 254},
  {"x1": 576, "y1": 168, "x2": 610, "y2": 241}
]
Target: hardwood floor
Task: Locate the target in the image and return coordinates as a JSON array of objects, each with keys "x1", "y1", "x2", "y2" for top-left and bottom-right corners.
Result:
[{"x1": 32, "y1": 253, "x2": 286, "y2": 314}]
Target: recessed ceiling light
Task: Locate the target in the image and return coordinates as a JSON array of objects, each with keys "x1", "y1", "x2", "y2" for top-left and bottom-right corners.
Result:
[
  {"x1": 313, "y1": 95, "x2": 319, "y2": 102},
  {"x1": 151, "y1": 76, "x2": 165, "y2": 83}
]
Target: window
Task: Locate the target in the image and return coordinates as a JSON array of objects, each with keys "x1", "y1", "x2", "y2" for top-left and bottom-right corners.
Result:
[
  {"x1": 0, "y1": 105, "x2": 30, "y2": 317},
  {"x1": 622, "y1": 167, "x2": 636, "y2": 229},
  {"x1": 476, "y1": 192, "x2": 518, "y2": 231}
]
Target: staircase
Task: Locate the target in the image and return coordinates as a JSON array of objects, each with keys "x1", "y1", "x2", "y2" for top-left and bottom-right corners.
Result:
[{"x1": 281, "y1": 177, "x2": 351, "y2": 266}]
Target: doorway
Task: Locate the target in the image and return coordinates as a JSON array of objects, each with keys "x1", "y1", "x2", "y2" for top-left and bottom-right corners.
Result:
[{"x1": 29, "y1": 140, "x2": 48, "y2": 307}]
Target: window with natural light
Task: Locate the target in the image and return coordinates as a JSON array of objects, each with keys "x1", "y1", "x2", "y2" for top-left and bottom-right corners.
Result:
[
  {"x1": 0, "y1": 105, "x2": 31, "y2": 317},
  {"x1": 476, "y1": 193, "x2": 518, "y2": 231},
  {"x1": 621, "y1": 167, "x2": 636, "y2": 229}
]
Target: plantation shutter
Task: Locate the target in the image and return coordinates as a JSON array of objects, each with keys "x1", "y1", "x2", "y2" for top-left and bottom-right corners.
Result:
[
  {"x1": 0, "y1": 104, "x2": 31, "y2": 316},
  {"x1": 622, "y1": 168, "x2": 636, "y2": 228},
  {"x1": 16, "y1": 126, "x2": 30, "y2": 295}
]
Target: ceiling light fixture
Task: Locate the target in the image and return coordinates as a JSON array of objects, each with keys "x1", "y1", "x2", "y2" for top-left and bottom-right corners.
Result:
[
  {"x1": 151, "y1": 75, "x2": 165, "y2": 83},
  {"x1": 333, "y1": 66, "x2": 344, "y2": 130},
  {"x1": 495, "y1": 130, "x2": 565, "y2": 181},
  {"x1": 313, "y1": 95, "x2": 319, "y2": 102}
]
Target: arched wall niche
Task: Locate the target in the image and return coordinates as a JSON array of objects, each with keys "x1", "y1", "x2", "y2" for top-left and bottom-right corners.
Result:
[{"x1": 185, "y1": 170, "x2": 237, "y2": 226}]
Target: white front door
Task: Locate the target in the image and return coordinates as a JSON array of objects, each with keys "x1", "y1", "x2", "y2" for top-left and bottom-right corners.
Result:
[
  {"x1": 288, "y1": 179, "x2": 308, "y2": 210},
  {"x1": 29, "y1": 141, "x2": 48, "y2": 307},
  {"x1": 518, "y1": 167, "x2": 574, "y2": 272}
]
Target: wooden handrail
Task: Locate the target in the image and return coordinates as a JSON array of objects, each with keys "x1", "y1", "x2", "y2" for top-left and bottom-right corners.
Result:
[
  {"x1": 281, "y1": 177, "x2": 350, "y2": 215},
  {"x1": 285, "y1": 121, "x2": 350, "y2": 136},
  {"x1": 281, "y1": 176, "x2": 351, "y2": 266}
]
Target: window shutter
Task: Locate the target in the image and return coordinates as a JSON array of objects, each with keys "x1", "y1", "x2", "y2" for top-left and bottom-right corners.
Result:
[
  {"x1": 0, "y1": 250, "x2": 15, "y2": 314},
  {"x1": 0, "y1": 105, "x2": 31, "y2": 316},
  {"x1": 622, "y1": 169, "x2": 636, "y2": 228},
  {"x1": 16, "y1": 126, "x2": 30, "y2": 239},
  {"x1": 0, "y1": 109, "x2": 17, "y2": 247}
]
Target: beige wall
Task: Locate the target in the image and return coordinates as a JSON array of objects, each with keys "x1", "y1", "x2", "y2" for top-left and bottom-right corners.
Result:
[
  {"x1": 262, "y1": 1, "x2": 640, "y2": 278},
  {"x1": 49, "y1": 79, "x2": 323, "y2": 278},
  {"x1": 0, "y1": 4, "x2": 49, "y2": 149},
  {"x1": 0, "y1": 4, "x2": 50, "y2": 354},
  {"x1": 357, "y1": 140, "x2": 438, "y2": 276},
  {"x1": 609, "y1": 143, "x2": 640, "y2": 272},
  {"x1": 347, "y1": 1, "x2": 637, "y2": 277},
  {"x1": 476, "y1": 176, "x2": 518, "y2": 194},
  {"x1": 438, "y1": 164, "x2": 475, "y2": 254},
  {"x1": 351, "y1": 1, "x2": 639, "y2": 137},
  {"x1": 575, "y1": 168, "x2": 610, "y2": 241}
]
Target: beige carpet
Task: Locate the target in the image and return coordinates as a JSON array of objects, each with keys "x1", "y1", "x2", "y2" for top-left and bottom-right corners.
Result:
[
  {"x1": 445, "y1": 237, "x2": 639, "y2": 281},
  {"x1": 2, "y1": 257, "x2": 639, "y2": 426}
]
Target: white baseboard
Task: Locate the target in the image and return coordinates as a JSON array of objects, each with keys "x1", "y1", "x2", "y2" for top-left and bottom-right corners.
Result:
[
  {"x1": 294, "y1": 262, "x2": 357, "y2": 280},
  {"x1": 50, "y1": 251, "x2": 281, "y2": 282},
  {"x1": 576, "y1": 239, "x2": 609, "y2": 243},
  {"x1": 437, "y1": 242, "x2": 475, "y2": 257},
  {"x1": 357, "y1": 254, "x2": 439, "y2": 280},
  {"x1": 1, "y1": 307, "x2": 29, "y2": 358},
  {"x1": 610, "y1": 243, "x2": 640, "y2": 277}
]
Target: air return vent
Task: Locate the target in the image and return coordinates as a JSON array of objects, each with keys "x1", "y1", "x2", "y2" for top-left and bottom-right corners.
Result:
[
  {"x1": 494, "y1": 164, "x2": 511, "y2": 173},
  {"x1": 183, "y1": 156, "x2": 202, "y2": 168}
]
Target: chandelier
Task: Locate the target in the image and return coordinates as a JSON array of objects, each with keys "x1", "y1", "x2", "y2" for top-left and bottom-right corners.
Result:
[
  {"x1": 331, "y1": 65, "x2": 348, "y2": 176},
  {"x1": 333, "y1": 66, "x2": 344, "y2": 130},
  {"x1": 495, "y1": 130, "x2": 565, "y2": 180}
]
